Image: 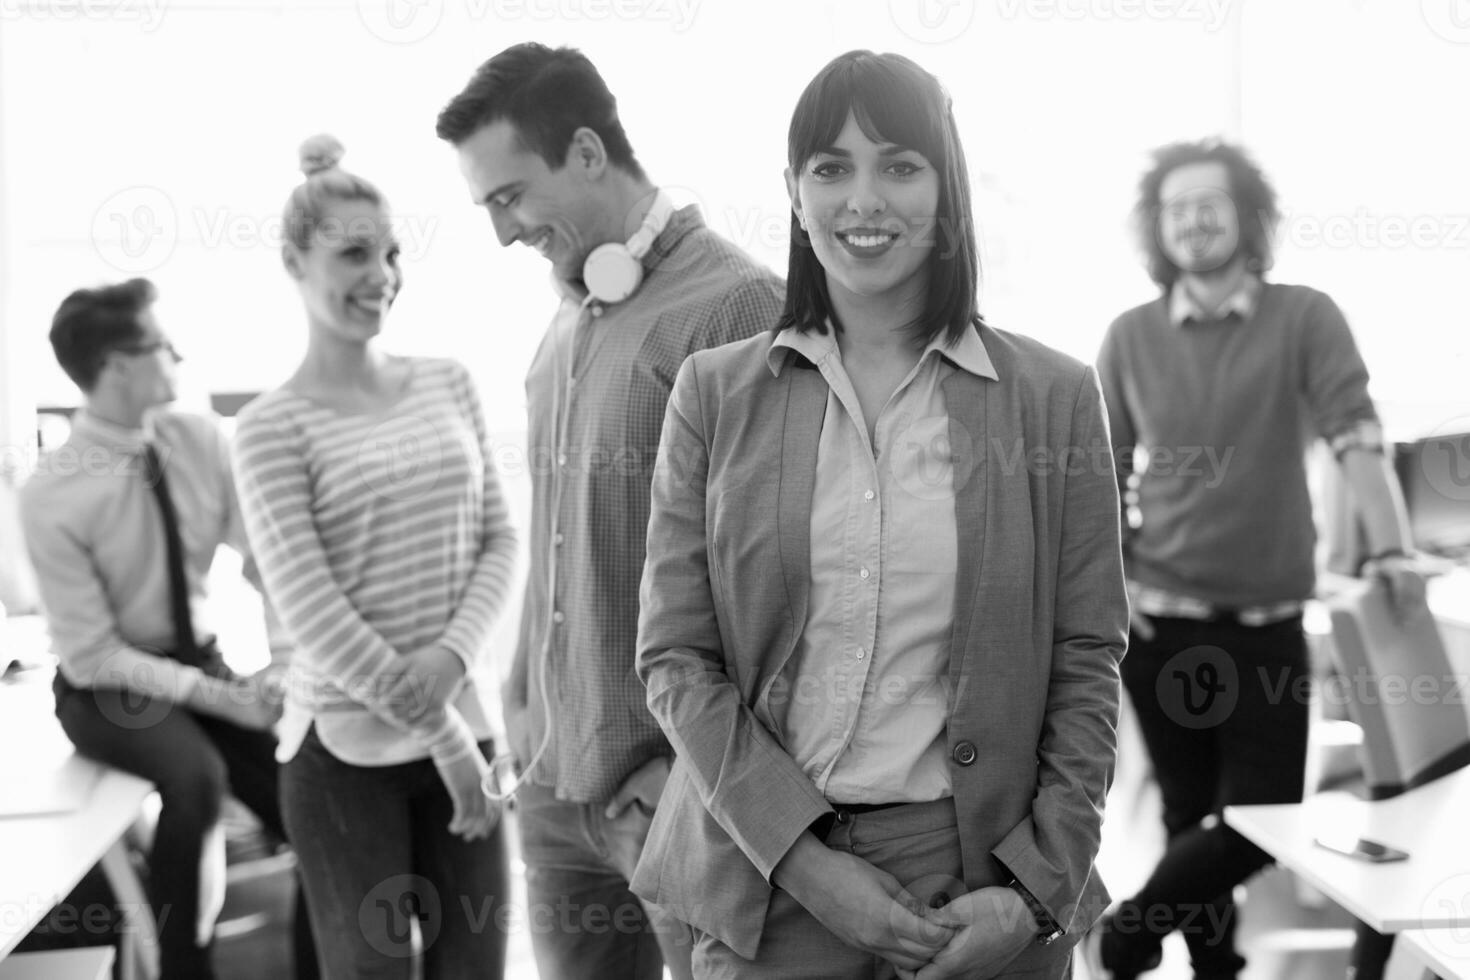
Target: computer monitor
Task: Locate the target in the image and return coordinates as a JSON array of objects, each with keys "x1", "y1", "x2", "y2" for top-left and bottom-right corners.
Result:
[{"x1": 1394, "y1": 434, "x2": 1470, "y2": 557}]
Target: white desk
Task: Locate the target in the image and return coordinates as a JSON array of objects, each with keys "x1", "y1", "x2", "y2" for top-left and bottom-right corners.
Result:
[
  {"x1": 1224, "y1": 768, "x2": 1470, "y2": 932},
  {"x1": 1400, "y1": 927, "x2": 1470, "y2": 980},
  {"x1": 0, "y1": 651, "x2": 157, "y2": 978}
]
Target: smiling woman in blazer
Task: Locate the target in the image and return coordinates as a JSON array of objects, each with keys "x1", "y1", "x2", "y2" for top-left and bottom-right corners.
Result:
[{"x1": 630, "y1": 51, "x2": 1128, "y2": 980}]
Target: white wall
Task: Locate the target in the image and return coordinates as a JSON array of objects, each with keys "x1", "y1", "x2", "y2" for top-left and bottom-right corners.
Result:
[
  {"x1": 0, "y1": 37, "x2": 39, "y2": 613},
  {"x1": 1, "y1": 0, "x2": 1467, "y2": 602},
  {"x1": 0, "y1": 0, "x2": 1245, "y2": 424}
]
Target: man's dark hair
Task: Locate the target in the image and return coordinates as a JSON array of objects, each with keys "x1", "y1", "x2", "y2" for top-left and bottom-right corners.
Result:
[
  {"x1": 49, "y1": 278, "x2": 158, "y2": 392},
  {"x1": 776, "y1": 50, "x2": 981, "y2": 348},
  {"x1": 436, "y1": 43, "x2": 644, "y2": 178},
  {"x1": 1134, "y1": 139, "x2": 1279, "y2": 290}
]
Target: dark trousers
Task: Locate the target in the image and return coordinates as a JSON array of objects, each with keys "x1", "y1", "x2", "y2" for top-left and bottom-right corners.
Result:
[
  {"x1": 1107, "y1": 616, "x2": 1310, "y2": 979},
  {"x1": 280, "y1": 725, "x2": 510, "y2": 979},
  {"x1": 54, "y1": 671, "x2": 317, "y2": 980}
]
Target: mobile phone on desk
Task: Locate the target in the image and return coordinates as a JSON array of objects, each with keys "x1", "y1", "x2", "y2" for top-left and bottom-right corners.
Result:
[{"x1": 1313, "y1": 833, "x2": 1410, "y2": 862}]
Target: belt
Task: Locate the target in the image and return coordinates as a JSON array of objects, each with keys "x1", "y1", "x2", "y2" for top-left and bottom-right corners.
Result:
[
  {"x1": 1129, "y1": 582, "x2": 1304, "y2": 627},
  {"x1": 810, "y1": 800, "x2": 909, "y2": 839},
  {"x1": 831, "y1": 801, "x2": 908, "y2": 814},
  {"x1": 1167, "y1": 605, "x2": 1303, "y2": 627}
]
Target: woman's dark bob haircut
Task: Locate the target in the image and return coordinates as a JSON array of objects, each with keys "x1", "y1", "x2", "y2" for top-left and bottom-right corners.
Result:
[{"x1": 775, "y1": 50, "x2": 981, "y2": 347}]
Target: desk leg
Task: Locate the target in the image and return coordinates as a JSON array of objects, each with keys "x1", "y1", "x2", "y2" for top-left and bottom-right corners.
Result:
[{"x1": 98, "y1": 839, "x2": 158, "y2": 980}]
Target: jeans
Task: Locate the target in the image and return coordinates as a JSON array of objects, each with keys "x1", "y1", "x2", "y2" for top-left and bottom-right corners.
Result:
[
  {"x1": 54, "y1": 670, "x2": 317, "y2": 980},
  {"x1": 516, "y1": 779, "x2": 694, "y2": 980},
  {"x1": 280, "y1": 725, "x2": 510, "y2": 979},
  {"x1": 1106, "y1": 615, "x2": 1310, "y2": 978}
]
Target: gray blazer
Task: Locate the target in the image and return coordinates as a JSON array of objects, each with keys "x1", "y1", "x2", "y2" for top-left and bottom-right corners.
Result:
[{"x1": 631, "y1": 324, "x2": 1127, "y2": 962}]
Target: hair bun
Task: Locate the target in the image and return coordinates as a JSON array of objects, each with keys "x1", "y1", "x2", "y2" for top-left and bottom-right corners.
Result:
[{"x1": 299, "y1": 134, "x2": 345, "y2": 177}]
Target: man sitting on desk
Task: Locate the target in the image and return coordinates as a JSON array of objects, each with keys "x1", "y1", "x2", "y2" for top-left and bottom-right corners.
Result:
[
  {"x1": 18, "y1": 278, "x2": 316, "y2": 980},
  {"x1": 1090, "y1": 140, "x2": 1425, "y2": 980}
]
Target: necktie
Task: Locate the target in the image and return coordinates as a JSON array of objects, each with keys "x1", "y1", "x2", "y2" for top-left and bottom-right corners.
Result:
[{"x1": 142, "y1": 443, "x2": 200, "y2": 667}]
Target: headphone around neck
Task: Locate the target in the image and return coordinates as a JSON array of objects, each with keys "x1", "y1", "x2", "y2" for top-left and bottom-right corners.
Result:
[
  {"x1": 582, "y1": 190, "x2": 675, "y2": 305},
  {"x1": 481, "y1": 191, "x2": 676, "y2": 805}
]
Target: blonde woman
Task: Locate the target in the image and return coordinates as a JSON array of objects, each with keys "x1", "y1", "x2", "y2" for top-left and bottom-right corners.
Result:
[{"x1": 233, "y1": 136, "x2": 518, "y2": 978}]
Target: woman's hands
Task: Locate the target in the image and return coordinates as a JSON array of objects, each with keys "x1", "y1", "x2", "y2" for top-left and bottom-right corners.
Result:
[
  {"x1": 773, "y1": 837, "x2": 1049, "y2": 977},
  {"x1": 895, "y1": 887, "x2": 1038, "y2": 980},
  {"x1": 773, "y1": 834, "x2": 956, "y2": 972},
  {"x1": 347, "y1": 645, "x2": 500, "y2": 840},
  {"x1": 380, "y1": 644, "x2": 468, "y2": 727},
  {"x1": 422, "y1": 708, "x2": 502, "y2": 841}
]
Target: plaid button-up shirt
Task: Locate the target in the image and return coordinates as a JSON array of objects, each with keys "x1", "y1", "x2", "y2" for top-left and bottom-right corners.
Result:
[{"x1": 509, "y1": 205, "x2": 784, "y2": 803}]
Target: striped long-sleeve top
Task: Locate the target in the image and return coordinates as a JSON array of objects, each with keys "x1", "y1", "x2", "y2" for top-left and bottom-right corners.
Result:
[{"x1": 232, "y1": 356, "x2": 519, "y2": 765}]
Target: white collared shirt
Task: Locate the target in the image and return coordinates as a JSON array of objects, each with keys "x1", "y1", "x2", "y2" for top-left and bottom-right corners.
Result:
[
  {"x1": 767, "y1": 324, "x2": 997, "y2": 803},
  {"x1": 20, "y1": 409, "x2": 247, "y2": 697},
  {"x1": 1167, "y1": 272, "x2": 1261, "y2": 327}
]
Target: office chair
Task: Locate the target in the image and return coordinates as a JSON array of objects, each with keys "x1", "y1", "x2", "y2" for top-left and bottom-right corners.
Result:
[
  {"x1": 1327, "y1": 578, "x2": 1470, "y2": 980},
  {"x1": 1327, "y1": 579, "x2": 1470, "y2": 797}
]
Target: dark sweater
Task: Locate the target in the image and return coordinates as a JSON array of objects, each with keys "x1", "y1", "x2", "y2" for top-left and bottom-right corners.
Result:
[{"x1": 1097, "y1": 282, "x2": 1378, "y2": 607}]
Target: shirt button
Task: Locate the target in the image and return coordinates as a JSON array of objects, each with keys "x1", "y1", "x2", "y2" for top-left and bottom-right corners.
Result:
[
  {"x1": 859, "y1": 567, "x2": 870, "y2": 580},
  {"x1": 557, "y1": 453, "x2": 568, "y2": 467},
  {"x1": 952, "y1": 741, "x2": 977, "y2": 766},
  {"x1": 553, "y1": 533, "x2": 565, "y2": 546},
  {"x1": 856, "y1": 647, "x2": 866, "y2": 660},
  {"x1": 590, "y1": 304, "x2": 604, "y2": 318},
  {"x1": 552, "y1": 610, "x2": 565, "y2": 625},
  {"x1": 864, "y1": 490, "x2": 875, "y2": 501}
]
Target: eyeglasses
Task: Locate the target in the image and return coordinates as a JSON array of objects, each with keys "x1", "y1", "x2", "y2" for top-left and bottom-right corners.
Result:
[{"x1": 113, "y1": 339, "x2": 182, "y2": 362}]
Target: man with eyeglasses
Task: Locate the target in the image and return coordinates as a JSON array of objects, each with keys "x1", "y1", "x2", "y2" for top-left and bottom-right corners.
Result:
[
  {"x1": 18, "y1": 278, "x2": 317, "y2": 979},
  {"x1": 1087, "y1": 141, "x2": 1423, "y2": 980}
]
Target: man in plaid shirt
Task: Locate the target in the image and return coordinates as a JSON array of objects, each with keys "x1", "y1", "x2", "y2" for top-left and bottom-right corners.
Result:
[{"x1": 438, "y1": 43, "x2": 783, "y2": 980}]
